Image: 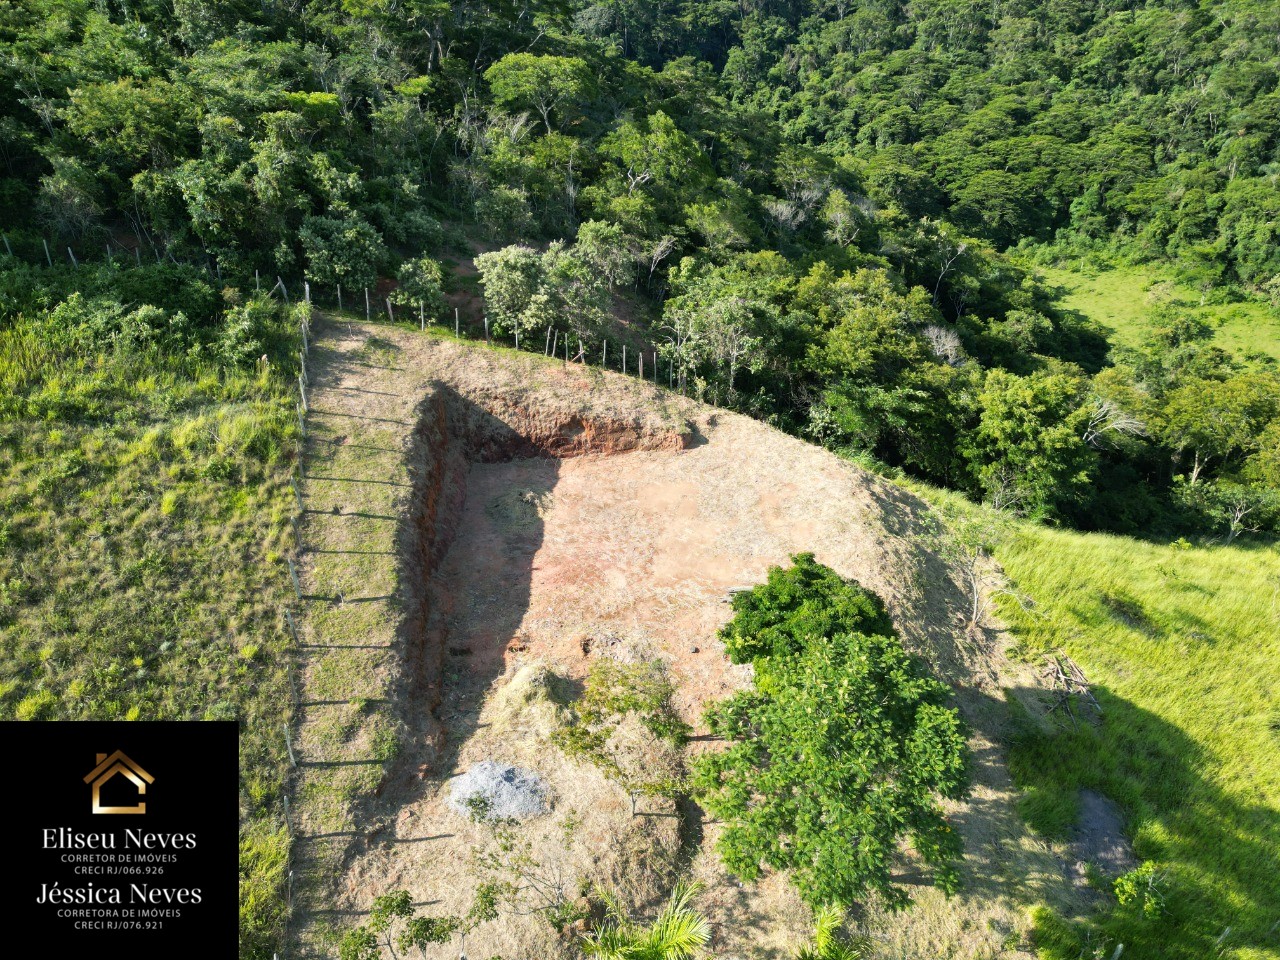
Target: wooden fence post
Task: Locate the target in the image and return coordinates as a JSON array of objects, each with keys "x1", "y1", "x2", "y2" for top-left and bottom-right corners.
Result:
[
  {"x1": 67, "y1": 246, "x2": 77, "y2": 268},
  {"x1": 484, "y1": 315, "x2": 490, "y2": 345},
  {"x1": 286, "y1": 559, "x2": 302, "y2": 600},
  {"x1": 42, "y1": 238, "x2": 53, "y2": 267},
  {"x1": 639, "y1": 352, "x2": 644, "y2": 380},
  {"x1": 386, "y1": 297, "x2": 395, "y2": 323},
  {"x1": 284, "y1": 722, "x2": 297, "y2": 767},
  {"x1": 304, "y1": 281, "x2": 311, "y2": 304},
  {"x1": 365, "y1": 287, "x2": 370, "y2": 321},
  {"x1": 290, "y1": 478, "x2": 304, "y2": 514},
  {"x1": 277, "y1": 277, "x2": 289, "y2": 304},
  {"x1": 419, "y1": 301, "x2": 424, "y2": 331},
  {"x1": 337, "y1": 283, "x2": 343, "y2": 311},
  {"x1": 622, "y1": 344, "x2": 626, "y2": 372},
  {"x1": 1, "y1": 234, "x2": 11, "y2": 257},
  {"x1": 255, "y1": 269, "x2": 260, "y2": 291},
  {"x1": 545, "y1": 326, "x2": 552, "y2": 356},
  {"x1": 602, "y1": 340, "x2": 607, "y2": 366},
  {"x1": 455, "y1": 307, "x2": 459, "y2": 337}
]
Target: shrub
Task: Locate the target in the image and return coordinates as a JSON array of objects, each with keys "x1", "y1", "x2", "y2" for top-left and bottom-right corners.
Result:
[
  {"x1": 391, "y1": 256, "x2": 446, "y2": 317},
  {"x1": 718, "y1": 552, "x2": 894, "y2": 663},
  {"x1": 475, "y1": 244, "x2": 542, "y2": 335},
  {"x1": 216, "y1": 297, "x2": 276, "y2": 369},
  {"x1": 553, "y1": 657, "x2": 690, "y2": 806},
  {"x1": 1114, "y1": 862, "x2": 1168, "y2": 919},
  {"x1": 339, "y1": 890, "x2": 460, "y2": 960},
  {"x1": 300, "y1": 213, "x2": 386, "y2": 291},
  {"x1": 476, "y1": 241, "x2": 609, "y2": 345}
]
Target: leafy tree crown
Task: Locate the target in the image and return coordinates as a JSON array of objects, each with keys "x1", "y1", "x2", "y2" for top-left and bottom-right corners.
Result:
[
  {"x1": 719, "y1": 552, "x2": 895, "y2": 663},
  {"x1": 695, "y1": 555, "x2": 969, "y2": 910}
]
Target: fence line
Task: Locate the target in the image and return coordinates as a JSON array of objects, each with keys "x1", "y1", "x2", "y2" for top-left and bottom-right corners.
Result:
[
  {"x1": 1, "y1": 237, "x2": 688, "y2": 394},
  {"x1": 278, "y1": 301, "x2": 313, "y2": 960}
]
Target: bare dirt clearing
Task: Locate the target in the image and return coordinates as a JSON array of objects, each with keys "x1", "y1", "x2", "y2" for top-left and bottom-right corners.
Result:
[
  {"x1": 1070, "y1": 789, "x2": 1137, "y2": 884},
  {"x1": 290, "y1": 318, "x2": 1082, "y2": 959}
]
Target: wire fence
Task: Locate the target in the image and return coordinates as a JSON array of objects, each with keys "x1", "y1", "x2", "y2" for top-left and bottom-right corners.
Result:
[
  {"x1": 298, "y1": 280, "x2": 678, "y2": 391},
  {"x1": 278, "y1": 301, "x2": 311, "y2": 959},
  {"x1": 0, "y1": 231, "x2": 684, "y2": 393}
]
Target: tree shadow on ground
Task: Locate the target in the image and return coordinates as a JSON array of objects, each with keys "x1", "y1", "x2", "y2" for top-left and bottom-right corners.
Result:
[{"x1": 996, "y1": 682, "x2": 1280, "y2": 959}]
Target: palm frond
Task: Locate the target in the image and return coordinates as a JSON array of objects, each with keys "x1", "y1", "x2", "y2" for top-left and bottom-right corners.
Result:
[
  {"x1": 794, "y1": 904, "x2": 868, "y2": 960},
  {"x1": 580, "y1": 881, "x2": 710, "y2": 960},
  {"x1": 644, "y1": 882, "x2": 710, "y2": 960},
  {"x1": 811, "y1": 904, "x2": 844, "y2": 949},
  {"x1": 582, "y1": 924, "x2": 634, "y2": 960}
]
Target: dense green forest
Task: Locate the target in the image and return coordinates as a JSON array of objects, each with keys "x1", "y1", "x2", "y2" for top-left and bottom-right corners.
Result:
[
  {"x1": 3, "y1": 0, "x2": 1279, "y2": 535},
  {"x1": 1, "y1": 4, "x2": 1278, "y2": 953}
]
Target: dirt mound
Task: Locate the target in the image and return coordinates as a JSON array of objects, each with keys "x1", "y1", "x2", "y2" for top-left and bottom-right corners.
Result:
[
  {"x1": 290, "y1": 320, "x2": 1076, "y2": 960},
  {"x1": 487, "y1": 662, "x2": 572, "y2": 738},
  {"x1": 448, "y1": 761, "x2": 550, "y2": 820}
]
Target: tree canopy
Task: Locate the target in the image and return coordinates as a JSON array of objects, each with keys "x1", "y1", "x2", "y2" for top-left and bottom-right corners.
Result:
[
  {"x1": 4, "y1": 0, "x2": 1279, "y2": 537},
  {"x1": 693, "y1": 555, "x2": 970, "y2": 910}
]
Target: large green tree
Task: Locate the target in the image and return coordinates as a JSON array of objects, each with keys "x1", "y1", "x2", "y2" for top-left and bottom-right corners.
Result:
[
  {"x1": 693, "y1": 555, "x2": 969, "y2": 910},
  {"x1": 484, "y1": 53, "x2": 594, "y2": 134},
  {"x1": 1159, "y1": 373, "x2": 1280, "y2": 485},
  {"x1": 965, "y1": 369, "x2": 1097, "y2": 518}
]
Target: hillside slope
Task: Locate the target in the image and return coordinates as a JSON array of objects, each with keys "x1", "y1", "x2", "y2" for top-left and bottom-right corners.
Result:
[{"x1": 286, "y1": 317, "x2": 1083, "y2": 958}]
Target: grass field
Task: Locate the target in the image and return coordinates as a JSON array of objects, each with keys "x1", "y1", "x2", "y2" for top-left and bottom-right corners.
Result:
[
  {"x1": 1000, "y1": 526, "x2": 1279, "y2": 959},
  {"x1": 0, "y1": 265, "x2": 301, "y2": 957},
  {"x1": 1007, "y1": 258, "x2": 1279, "y2": 955},
  {"x1": 1036, "y1": 262, "x2": 1280, "y2": 360},
  {"x1": 913, "y1": 474, "x2": 1280, "y2": 959}
]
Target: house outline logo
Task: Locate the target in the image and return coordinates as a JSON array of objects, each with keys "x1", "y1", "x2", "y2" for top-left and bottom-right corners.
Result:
[{"x1": 83, "y1": 750, "x2": 154, "y2": 815}]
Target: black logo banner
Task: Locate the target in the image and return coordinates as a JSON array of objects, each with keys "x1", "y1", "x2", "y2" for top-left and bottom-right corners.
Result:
[{"x1": 2, "y1": 721, "x2": 237, "y2": 956}]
